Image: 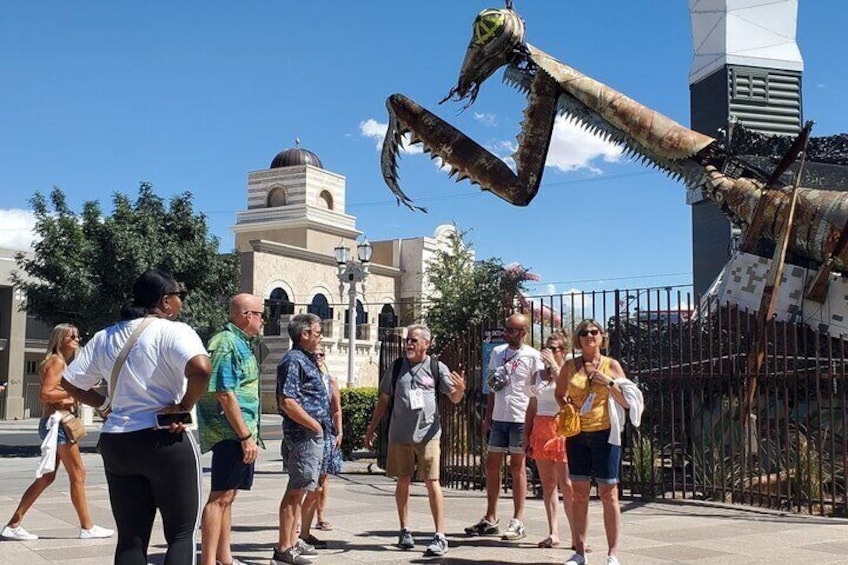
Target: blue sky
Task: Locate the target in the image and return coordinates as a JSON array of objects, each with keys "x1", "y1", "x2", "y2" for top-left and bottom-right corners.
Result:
[{"x1": 2, "y1": 1, "x2": 846, "y2": 300}]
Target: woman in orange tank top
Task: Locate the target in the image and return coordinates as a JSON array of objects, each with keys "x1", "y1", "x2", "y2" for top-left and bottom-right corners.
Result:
[{"x1": 555, "y1": 319, "x2": 631, "y2": 565}]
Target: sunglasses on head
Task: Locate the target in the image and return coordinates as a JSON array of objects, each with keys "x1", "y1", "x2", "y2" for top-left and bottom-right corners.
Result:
[{"x1": 579, "y1": 329, "x2": 601, "y2": 337}]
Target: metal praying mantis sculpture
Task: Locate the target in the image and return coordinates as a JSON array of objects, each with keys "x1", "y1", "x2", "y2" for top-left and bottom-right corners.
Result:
[{"x1": 379, "y1": 6, "x2": 848, "y2": 283}]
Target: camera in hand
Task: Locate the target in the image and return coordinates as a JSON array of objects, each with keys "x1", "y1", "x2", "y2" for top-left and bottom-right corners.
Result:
[{"x1": 155, "y1": 411, "x2": 193, "y2": 429}]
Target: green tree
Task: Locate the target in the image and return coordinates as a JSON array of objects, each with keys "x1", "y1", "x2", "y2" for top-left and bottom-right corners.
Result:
[
  {"x1": 14, "y1": 183, "x2": 239, "y2": 342},
  {"x1": 424, "y1": 227, "x2": 532, "y2": 351}
]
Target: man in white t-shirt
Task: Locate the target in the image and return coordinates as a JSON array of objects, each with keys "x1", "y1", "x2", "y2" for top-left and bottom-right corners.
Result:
[{"x1": 465, "y1": 313, "x2": 544, "y2": 541}]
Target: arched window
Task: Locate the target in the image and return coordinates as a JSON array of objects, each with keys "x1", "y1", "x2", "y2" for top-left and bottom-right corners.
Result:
[
  {"x1": 317, "y1": 190, "x2": 334, "y2": 210},
  {"x1": 264, "y1": 287, "x2": 294, "y2": 336},
  {"x1": 345, "y1": 299, "x2": 369, "y2": 340},
  {"x1": 267, "y1": 186, "x2": 287, "y2": 208},
  {"x1": 308, "y1": 293, "x2": 333, "y2": 321},
  {"x1": 378, "y1": 304, "x2": 397, "y2": 338}
]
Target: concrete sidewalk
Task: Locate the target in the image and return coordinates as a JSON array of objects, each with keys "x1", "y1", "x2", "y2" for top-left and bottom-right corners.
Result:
[{"x1": 2, "y1": 418, "x2": 848, "y2": 564}]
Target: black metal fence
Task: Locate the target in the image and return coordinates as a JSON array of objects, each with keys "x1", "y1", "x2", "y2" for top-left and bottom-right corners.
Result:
[{"x1": 380, "y1": 286, "x2": 848, "y2": 517}]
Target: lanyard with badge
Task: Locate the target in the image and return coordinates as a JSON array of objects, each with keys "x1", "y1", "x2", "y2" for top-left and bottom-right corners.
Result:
[
  {"x1": 579, "y1": 358, "x2": 599, "y2": 415},
  {"x1": 408, "y1": 360, "x2": 425, "y2": 410}
]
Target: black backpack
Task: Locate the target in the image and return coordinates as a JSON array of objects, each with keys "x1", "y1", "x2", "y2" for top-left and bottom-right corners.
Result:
[{"x1": 384, "y1": 354, "x2": 441, "y2": 426}]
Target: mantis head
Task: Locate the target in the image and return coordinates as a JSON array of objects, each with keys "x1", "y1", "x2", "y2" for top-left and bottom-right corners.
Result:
[{"x1": 442, "y1": 8, "x2": 526, "y2": 106}]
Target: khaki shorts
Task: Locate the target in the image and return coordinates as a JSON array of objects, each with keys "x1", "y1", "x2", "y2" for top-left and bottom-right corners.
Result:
[{"x1": 386, "y1": 439, "x2": 440, "y2": 480}]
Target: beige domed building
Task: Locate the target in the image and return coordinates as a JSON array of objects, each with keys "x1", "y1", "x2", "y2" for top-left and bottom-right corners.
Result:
[{"x1": 234, "y1": 142, "x2": 458, "y2": 411}]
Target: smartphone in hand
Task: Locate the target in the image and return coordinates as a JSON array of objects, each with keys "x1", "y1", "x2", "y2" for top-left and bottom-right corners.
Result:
[{"x1": 155, "y1": 411, "x2": 193, "y2": 429}]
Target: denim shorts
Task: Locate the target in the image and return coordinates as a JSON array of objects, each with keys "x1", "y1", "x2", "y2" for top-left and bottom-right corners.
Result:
[
  {"x1": 211, "y1": 439, "x2": 255, "y2": 491},
  {"x1": 566, "y1": 429, "x2": 621, "y2": 484},
  {"x1": 488, "y1": 420, "x2": 525, "y2": 454},
  {"x1": 285, "y1": 433, "x2": 324, "y2": 492},
  {"x1": 39, "y1": 416, "x2": 70, "y2": 446}
]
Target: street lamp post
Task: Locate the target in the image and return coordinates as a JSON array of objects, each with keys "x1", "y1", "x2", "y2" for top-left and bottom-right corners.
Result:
[{"x1": 334, "y1": 239, "x2": 372, "y2": 388}]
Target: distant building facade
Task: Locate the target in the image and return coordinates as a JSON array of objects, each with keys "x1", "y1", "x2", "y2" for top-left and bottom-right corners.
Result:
[{"x1": 0, "y1": 248, "x2": 53, "y2": 420}]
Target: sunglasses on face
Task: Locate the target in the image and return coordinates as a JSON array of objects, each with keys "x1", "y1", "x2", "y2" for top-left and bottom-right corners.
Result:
[
  {"x1": 579, "y1": 329, "x2": 601, "y2": 337},
  {"x1": 316, "y1": 353, "x2": 325, "y2": 358},
  {"x1": 67, "y1": 334, "x2": 80, "y2": 341},
  {"x1": 244, "y1": 310, "x2": 264, "y2": 317},
  {"x1": 544, "y1": 345, "x2": 563, "y2": 351},
  {"x1": 405, "y1": 338, "x2": 420, "y2": 344}
]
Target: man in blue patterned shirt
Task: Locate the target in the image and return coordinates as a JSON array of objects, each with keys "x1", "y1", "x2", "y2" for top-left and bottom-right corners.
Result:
[
  {"x1": 271, "y1": 313, "x2": 331, "y2": 565},
  {"x1": 197, "y1": 293, "x2": 264, "y2": 565}
]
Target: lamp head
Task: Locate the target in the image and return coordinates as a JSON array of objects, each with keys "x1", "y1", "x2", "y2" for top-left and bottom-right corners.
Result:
[
  {"x1": 357, "y1": 239, "x2": 373, "y2": 263},
  {"x1": 334, "y1": 241, "x2": 351, "y2": 265}
]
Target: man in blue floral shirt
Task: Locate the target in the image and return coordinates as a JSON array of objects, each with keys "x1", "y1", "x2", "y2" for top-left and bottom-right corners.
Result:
[{"x1": 271, "y1": 313, "x2": 331, "y2": 565}]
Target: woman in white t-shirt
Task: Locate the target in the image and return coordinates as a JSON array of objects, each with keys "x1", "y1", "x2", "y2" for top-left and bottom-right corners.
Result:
[
  {"x1": 61, "y1": 269, "x2": 211, "y2": 565},
  {"x1": 523, "y1": 331, "x2": 576, "y2": 550}
]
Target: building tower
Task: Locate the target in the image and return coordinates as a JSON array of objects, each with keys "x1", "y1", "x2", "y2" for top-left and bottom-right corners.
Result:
[{"x1": 688, "y1": 0, "x2": 803, "y2": 294}]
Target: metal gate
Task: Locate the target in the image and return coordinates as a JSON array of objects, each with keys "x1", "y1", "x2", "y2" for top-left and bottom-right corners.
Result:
[{"x1": 380, "y1": 286, "x2": 848, "y2": 516}]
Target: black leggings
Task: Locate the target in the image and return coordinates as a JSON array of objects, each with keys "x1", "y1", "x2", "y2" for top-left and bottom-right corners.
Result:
[{"x1": 99, "y1": 429, "x2": 202, "y2": 565}]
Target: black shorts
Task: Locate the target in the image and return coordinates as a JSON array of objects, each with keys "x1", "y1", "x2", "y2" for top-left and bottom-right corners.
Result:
[{"x1": 211, "y1": 439, "x2": 255, "y2": 491}]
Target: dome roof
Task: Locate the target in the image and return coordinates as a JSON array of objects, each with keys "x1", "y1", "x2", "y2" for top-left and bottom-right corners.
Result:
[{"x1": 270, "y1": 141, "x2": 324, "y2": 170}]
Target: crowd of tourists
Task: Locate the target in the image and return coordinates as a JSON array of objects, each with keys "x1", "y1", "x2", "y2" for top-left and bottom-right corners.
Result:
[{"x1": 1, "y1": 269, "x2": 643, "y2": 565}]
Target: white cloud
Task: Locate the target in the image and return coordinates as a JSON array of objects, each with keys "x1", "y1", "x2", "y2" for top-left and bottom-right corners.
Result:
[
  {"x1": 546, "y1": 116, "x2": 623, "y2": 173},
  {"x1": 359, "y1": 119, "x2": 385, "y2": 140},
  {"x1": 492, "y1": 116, "x2": 622, "y2": 175},
  {"x1": 358, "y1": 119, "x2": 423, "y2": 154},
  {"x1": 473, "y1": 112, "x2": 498, "y2": 127},
  {"x1": 0, "y1": 209, "x2": 37, "y2": 251}
]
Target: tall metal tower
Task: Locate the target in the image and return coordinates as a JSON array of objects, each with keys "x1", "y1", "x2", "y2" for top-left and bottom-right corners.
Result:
[{"x1": 687, "y1": 0, "x2": 803, "y2": 294}]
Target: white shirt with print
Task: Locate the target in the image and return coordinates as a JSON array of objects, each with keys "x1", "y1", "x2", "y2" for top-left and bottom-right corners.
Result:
[{"x1": 488, "y1": 343, "x2": 544, "y2": 423}]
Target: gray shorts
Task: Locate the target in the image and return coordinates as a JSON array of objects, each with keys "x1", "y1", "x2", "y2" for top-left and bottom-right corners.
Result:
[{"x1": 285, "y1": 434, "x2": 324, "y2": 492}]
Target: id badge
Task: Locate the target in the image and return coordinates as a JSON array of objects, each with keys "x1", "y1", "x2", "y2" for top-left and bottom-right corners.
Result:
[
  {"x1": 409, "y1": 388, "x2": 424, "y2": 410},
  {"x1": 580, "y1": 392, "x2": 596, "y2": 415}
]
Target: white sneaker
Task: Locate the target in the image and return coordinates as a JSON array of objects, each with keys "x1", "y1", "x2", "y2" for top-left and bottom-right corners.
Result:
[
  {"x1": 216, "y1": 560, "x2": 247, "y2": 565},
  {"x1": 1, "y1": 525, "x2": 38, "y2": 540},
  {"x1": 500, "y1": 518, "x2": 526, "y2": 540},
  {"x1": 605, "y1": 557, "x2": 620, "y2": 565},
  {"x1": 79, "y1": 525, "x2": 114, "y2": 539},
  {"x1": 565, "y1": 553, "x2": 588, "y2": 565}
]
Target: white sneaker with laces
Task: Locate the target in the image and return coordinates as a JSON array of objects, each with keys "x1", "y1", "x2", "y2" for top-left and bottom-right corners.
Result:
[
  {"x1": 500, "y1": 518, "x2": 526, "y2": 540},
  {"x1": 79, "y1": 525, "x2": 115, "y2": 539},
  {"x1": 1, "y1": 525, "x2": 38, "y2": 540},
  {"x1": 565, "y1": 553, "x2": 588, "y2": 565}
]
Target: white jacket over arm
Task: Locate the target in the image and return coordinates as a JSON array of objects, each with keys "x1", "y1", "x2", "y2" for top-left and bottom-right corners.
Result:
[{"x1": 606, "y1": 378, "x2": 644, "y2": 446}]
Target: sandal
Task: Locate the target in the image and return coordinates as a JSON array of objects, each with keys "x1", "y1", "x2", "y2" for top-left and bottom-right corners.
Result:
[
  {"x1": 315, "y1": 520, "x2": 333, "y2": 531},
  {"x1": 538, "y1": 537, "x2": 560, "y2": 548}
]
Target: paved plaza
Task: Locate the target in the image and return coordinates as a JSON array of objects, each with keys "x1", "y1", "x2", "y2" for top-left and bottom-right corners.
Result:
[{"x1": 2, "y1": 417, "x2": 848, "y2": 564}]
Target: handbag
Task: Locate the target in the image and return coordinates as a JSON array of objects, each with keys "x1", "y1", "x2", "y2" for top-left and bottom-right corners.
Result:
[
  {"x1": 58, "y1": 410, "x2": 87, "y2": 444},
  {"x1": 555, "y1": 400, "x2": 581, "y2": 438}
]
